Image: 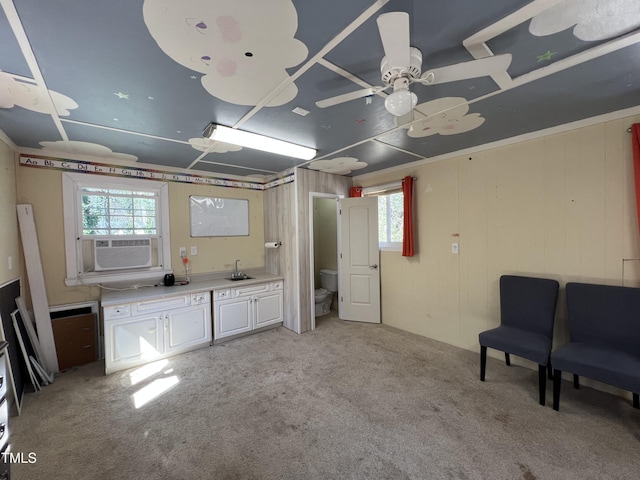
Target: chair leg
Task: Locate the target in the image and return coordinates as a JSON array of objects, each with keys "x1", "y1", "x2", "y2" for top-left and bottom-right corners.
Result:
[
  {"x1": 538, "y1": 364, "x2": 546, "y2": 406},
  {"x1": 480, "y1": 346, "x2": 487, "y2": 381},
  {"x1": 573, "y1": 374, "x2": 580, "y2": 389},
  {"x1": 633, "y1": 393, "x2": 639, "y2": 409},
  {"x1": 553, "y1": 369, "x2": 562, "y2": 411},
  {"x1": 547, "y1": 360, "x2": 553, "y2": 381},
  {"x1": 505, "y1": 352, "x2": 511, "y2": 366}
]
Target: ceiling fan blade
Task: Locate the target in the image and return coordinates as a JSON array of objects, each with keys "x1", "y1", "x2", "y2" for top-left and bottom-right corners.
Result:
[
  {"x1": 315, "y1": 87, "x2": 384, "y2": 108},
  {"x1": 419, "y1": 53, "x2": 512, "y2": 85},
  {"x1": 376, "y1": 12, "x2": 410, "y2": 69}
]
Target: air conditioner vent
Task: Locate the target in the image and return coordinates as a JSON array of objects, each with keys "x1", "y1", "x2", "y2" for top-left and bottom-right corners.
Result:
[{"x1": 94, "y1": 238, "x2": 152, "y2": 271}]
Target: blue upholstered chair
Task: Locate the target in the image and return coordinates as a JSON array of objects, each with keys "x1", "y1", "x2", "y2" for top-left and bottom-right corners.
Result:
[
  {"x1": 479, "y1": 275, "x2": 559, "y2": 406},
  {"x1": 551, "y1": 282, "x2": 640, "y2": 411}
]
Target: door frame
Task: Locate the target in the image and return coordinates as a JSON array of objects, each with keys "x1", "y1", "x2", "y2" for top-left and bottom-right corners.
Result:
[{"x1": 308, "y1": 192, "x2": 342, "y2": 331}]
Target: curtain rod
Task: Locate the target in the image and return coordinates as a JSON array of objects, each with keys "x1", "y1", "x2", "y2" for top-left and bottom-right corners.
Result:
[
  {"x1": 361, "y1": 176, "x2": 417, "y2": 187},
  {"x1": 361, "y1": 177, "x2": 417, "y2": 195}
]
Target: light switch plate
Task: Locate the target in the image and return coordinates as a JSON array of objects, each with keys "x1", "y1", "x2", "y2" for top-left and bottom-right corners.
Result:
[{"x1": 451, "y1": 243, "x2": 459, "y2": 254}]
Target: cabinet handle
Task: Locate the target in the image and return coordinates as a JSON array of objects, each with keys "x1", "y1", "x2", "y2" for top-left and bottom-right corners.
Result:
[
  {"x1": 0, "y1": 376, "x2": 3, "y2": 389},
  {"x1": 0, "y1": 423, "x2": 5, "y2": 440}
]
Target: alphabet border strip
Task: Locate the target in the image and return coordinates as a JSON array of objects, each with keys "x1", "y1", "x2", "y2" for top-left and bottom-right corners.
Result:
[{"x1": 19, "y1": 154, "x2": 295, "y2": 191}]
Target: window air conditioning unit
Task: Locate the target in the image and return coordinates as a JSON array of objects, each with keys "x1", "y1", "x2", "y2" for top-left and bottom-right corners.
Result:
[{"x1": 94, "y1": 238, "x2": 152, "y2": 271}]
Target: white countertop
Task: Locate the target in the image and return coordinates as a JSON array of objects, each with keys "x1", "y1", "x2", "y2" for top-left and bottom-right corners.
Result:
[{"x1": 101, "y1": 272, "x2": 284, "y2": 306}]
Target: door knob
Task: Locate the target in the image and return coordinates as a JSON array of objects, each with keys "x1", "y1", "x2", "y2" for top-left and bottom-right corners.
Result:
[{"x1": 369, "y1": 264, "x2": 378, "y2": 269}]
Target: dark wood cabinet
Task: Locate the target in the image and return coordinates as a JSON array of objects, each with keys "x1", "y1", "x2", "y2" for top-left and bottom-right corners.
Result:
[{"x1": 52, "y1": 314, "x2": 96, "y2": 371}]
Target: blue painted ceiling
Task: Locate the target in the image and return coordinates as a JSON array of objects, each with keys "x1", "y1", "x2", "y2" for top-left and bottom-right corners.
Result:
[{"x1": 1, "y1": 0, "x2": 639, "y2": 178}]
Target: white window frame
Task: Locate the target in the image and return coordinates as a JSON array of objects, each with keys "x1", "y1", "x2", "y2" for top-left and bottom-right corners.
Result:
[
  {"x1": 363, "y1": 181, "x2": 403, "y2": 252},
  {"x1": 62, "y1": 172, "x2": 172, "y2": 286}
]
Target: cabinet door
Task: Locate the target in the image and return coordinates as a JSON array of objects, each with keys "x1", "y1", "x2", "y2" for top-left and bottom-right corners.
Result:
[
  {"x1": 215, "y1": 297, "x2": 251, "y2": 339},
  {"x1": 106, "y1": 314, "x2": 163, "y2": 373},
  {"x1": 165, "y1": 304, "x2": 212, "y2": 355},
  {"x1": 254, "y1": 291, "x2": 283, "y2": 328}
]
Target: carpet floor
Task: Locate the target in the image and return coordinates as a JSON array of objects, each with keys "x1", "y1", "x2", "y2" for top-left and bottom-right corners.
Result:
[{"x1": 9, "y1": 314, "x2": 640, "y2": 479}]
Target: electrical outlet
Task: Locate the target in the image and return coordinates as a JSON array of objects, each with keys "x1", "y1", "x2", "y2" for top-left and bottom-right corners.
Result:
[
  {"x1": 451, "y1": 243, "x2": 459, "y2": 254},
  {"x1": 190, "y1": 246, "x2": 198, "y2": 256},
  {"x1": 179, "y1": 247, "x2": 186, "y2": 257}
]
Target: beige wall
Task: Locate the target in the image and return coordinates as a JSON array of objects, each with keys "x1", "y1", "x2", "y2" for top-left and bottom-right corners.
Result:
[
  {"x1": 0, "y1": 142, "x2": 20, "y2": 285},
  {"x1": 354, "y1": 114, "x2": 640, "y2": 354},
  {"x1": 16, "y1": 165, "x2": 265, "y2": 308},
  {"x1": 168, "y1": 181, "x2": 264, "y2": 275}
]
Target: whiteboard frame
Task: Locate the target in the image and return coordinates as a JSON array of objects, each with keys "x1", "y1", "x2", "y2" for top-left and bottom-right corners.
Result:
[{"x1": 189, "y1": 196, "x2": 250, "y2": 237}]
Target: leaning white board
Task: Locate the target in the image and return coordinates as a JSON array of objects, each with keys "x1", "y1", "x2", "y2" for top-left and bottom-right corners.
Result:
[
  {"x1": 190, "y1": 196, "x2": 249, "y2": 237},
  {"x1": 17, "y1": 204, "x2": 60, "y2": 373}
]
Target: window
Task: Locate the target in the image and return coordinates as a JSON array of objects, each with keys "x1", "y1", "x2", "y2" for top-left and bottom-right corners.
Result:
[
  {"x1": 63, "y1": 173, "x2": 171, "y2": 286},
  {"x1": 81, "y1": 187, "x2": 158, "y2": 236},
  {"x1": 363, "y1": 183, "x2": 404, "y2": 251},
  {"x1": 377, "y1": 191, "x2": 404, "y2": 250}
]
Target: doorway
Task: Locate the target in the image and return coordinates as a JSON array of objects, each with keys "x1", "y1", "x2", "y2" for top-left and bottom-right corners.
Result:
[{"x1": 309, "y1": 192, "x2": 340, "y2": 330}]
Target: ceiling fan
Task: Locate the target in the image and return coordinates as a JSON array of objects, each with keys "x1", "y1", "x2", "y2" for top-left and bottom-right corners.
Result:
[{"x1": 315, "y1": 12, "x2": 512, "y2": 118}]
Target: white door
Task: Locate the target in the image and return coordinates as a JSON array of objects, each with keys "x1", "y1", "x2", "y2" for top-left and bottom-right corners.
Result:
[
  {"x1": 109, "y1": 314, "x2": 164, "y2": 365},
  {"x1": 165, "y1": 304, "x2": 211, "y2": 354},
  {"x1": 338, "y1": 197, "x2": 380, "y2": 323},
  {"x1": 254, "y1": 291, "x2": 283, "y2": 328},
  {"x1": 215, "y1": 297, "x2": 252, "y2": 339}
]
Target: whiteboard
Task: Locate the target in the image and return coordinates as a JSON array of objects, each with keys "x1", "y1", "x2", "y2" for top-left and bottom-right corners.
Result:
[{"x1": 190, "y1": 196, "x2": 249, "y2": 237}]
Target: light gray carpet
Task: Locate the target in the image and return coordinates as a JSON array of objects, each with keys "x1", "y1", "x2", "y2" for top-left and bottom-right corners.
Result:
[{"x1": 10, "y1": 314, "x2": 640, "y2": 479}]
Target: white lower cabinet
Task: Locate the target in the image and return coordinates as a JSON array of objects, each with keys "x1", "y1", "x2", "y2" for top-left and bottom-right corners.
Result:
[
  {"x1": 214, "y1": 280, "x2": 283, "y2": 340},
  {"x1": 110, "y1": 313, "x2": 164, "y2": 367},
  {"x1": 104, "y1": 292, "x2": 211, "y2": 374}
]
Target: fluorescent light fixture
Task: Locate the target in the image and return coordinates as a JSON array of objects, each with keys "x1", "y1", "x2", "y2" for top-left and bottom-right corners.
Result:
[{"x1": 203, "y1": 123, "x2": 316, "y2": 160}]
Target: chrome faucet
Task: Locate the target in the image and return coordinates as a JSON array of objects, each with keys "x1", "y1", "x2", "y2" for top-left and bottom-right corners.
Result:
[{"x1": 232, "y1": 259, "x2": 242, "y2": 279}]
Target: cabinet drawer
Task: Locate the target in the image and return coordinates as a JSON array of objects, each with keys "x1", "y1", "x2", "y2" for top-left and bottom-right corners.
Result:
[
  {"x1": 104, "y1": 304, "x2": 131, "y2": 320},
  {"x1": 233, "y1": 283, "x2": 269, "y2": 297},
  {"x1": 191, "y1": 292, "x2": 210, "y2": 305},
  {"x1": 131, "y1": 295, "x2": 190, "y2": 315},
  {"x1": 215, "y1": 289, "x2": 231, "y2": 300}
]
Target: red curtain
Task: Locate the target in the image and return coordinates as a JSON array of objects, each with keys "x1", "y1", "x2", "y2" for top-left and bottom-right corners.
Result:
[
  {"x1": 402, "y1": 176, "x2": 414, "y2": 257},
  {"x1": 633, "y1": 124, "x2": 640, "y2": 238},
  {"x1": 350, "y1": 186, "x2": 363, "y2": 197}
]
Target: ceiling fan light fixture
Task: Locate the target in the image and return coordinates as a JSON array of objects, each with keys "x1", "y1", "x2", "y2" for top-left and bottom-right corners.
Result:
[
  {"x1": 203, "y1": 123, "x2": 316, "y2": 160},
  {"x1": 385, "y1": 89, "x2": 417, "y2": 117}
]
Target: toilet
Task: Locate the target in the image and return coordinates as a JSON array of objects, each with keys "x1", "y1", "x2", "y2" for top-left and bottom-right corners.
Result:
[{"x1": 315, "y1": 269, "x2": 338, "y2": 316}]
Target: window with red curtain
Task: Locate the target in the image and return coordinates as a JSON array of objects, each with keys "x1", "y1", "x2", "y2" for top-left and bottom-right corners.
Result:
[{"x1": 401, "y1": 176, "x2": 414, "y2": 257}]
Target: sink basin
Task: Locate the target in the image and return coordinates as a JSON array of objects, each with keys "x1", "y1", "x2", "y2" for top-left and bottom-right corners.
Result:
[{"x1": 225, "y1": 275, "x2": 254, "y2": 281}]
